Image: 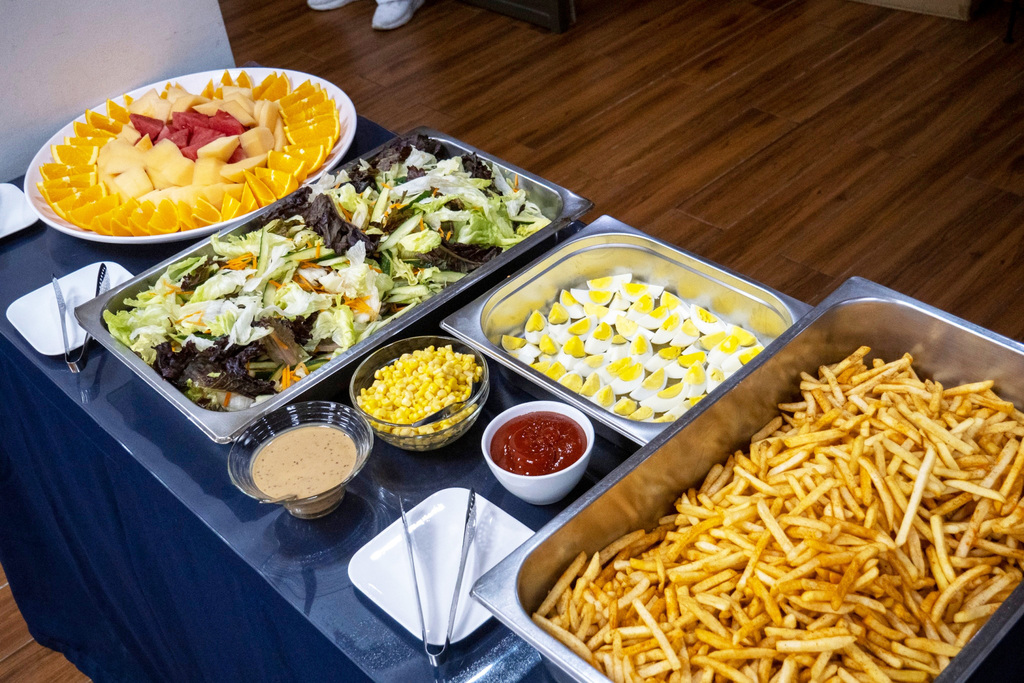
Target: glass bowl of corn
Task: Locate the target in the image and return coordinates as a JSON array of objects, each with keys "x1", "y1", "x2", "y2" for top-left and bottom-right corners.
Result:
[{"x1": 348, "y1": 335, "x2": 490, "y2": 451}]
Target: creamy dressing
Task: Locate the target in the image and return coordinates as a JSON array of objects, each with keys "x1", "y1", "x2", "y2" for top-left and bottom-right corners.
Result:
[{"x1": 252, "y1": 425, "x2": 358, "y2": 499}]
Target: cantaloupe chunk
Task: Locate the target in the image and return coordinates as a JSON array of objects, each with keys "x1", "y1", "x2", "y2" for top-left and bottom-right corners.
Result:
[
  {"x1": 170, "y1": 94, "x2": 209, "y2": 114},
  {"x1": 144, "y1": 139, "x2": 194, "y2": 187},
  {"x1": 223, "y1": 92, "x2": 255, "y2": 117},
  {"x1": 196, "y1": 135, "x2": 239, "y2": 162},
  {"x1": 240, "y1": 126, "x2": 274, "y2": 157},
  {"x1": 220, "y1": 153, "x2": 267, "y2": 182},
  {"x1": 222, "y1": 86, "x2": 253, "y2": 100},
  {"x1": 151, "y1": 98, "x2": 173, "y2": 123},
  {"x1": 116, "y1": 125, "x2": 142, "y2": 145},
  {"x1": 135, "y1": 134, "x2": 154, "y2": 152},
  {"x1": 198, "y1": 182, "x2": 231, "y2": 208},
  {"x1": 219, "y1": 100, "x2": 256, "y2": 127},
  {"x1": 112, "y1": 166, "x2": 154, "y2": 201},
  {"x1": 193, "y1": 158, "x2": 226, "y2": 186},
  {"x1": 192, "y1": 101, "x2": 222, "y2": 117},
  {"x1": 256, "y1": 100, "x2": 280, "y2": 131},
  {"x1": 273, "y1": 119, "x2": 286, "y2": 152},
  {"x1": 127, "y1": 89, "x2": 162, "y2": 117},
  {"x1": 98, "y1": 139, "x2": 146, "y2": 175}
]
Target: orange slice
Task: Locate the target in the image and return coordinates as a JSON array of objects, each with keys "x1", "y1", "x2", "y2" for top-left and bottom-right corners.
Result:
[
  {"x1": 243, "y1": 170, "x2": 276, "y2": 207},
  {"x1": 220, "y1": 192, "x2": 243, "y2": 220},
  {"x1": 149, "y1": 199, "x2": 179, "y2": 234},
  {"x1": 254, "y1": 167, "x2": 298, "y2": 198},
  {"x1": 73, "y1": 121, "x2": 116, "y2": 139},
  {"x1": 266, "y1": 151, "x2": 308, "y2": 182},
  {"x1": 51, "y1": 144, "x2": 99, "y2": 165},
  {"x1": 89, "y1": 208, "x2": 117, "y2": 235},
  {"x1": 279, "y1": 81, "x2": 317, "y2": 109},
  {"x1": 200, "y1": 79, "x2": 216, "y2": 98},
  {"x1": 238, "y1": 183, "x2": 258, "y2": 214},
  {"x1": 64, "y1": 136, "x2": 109, "y2": 148},
  {"x1": 283, "y1": 144, "x2": 328, "y2": 174},
  {"x1": 38, "y1": 182, "x2": 77, "y2": 204},
  {"x1": 52, "y1": 185, "x2": 104, "y2": 220},
  {"x1": 109, "y1": 214, "x2": 134, "y2": 237},
  {"x1": 129, "y1": 202, "x2": 157, "y2": 236},
  {"x1": 41, "y1": 176, "x2": 93, "y2": 194},
  {"x1": 175, "y1": 201, "x2": 198, "y2": 231},
  {"x1": 123, "y1": 93, "x2": 135, "y2": 106},
  {"x1": 281, "y1": 88, "x2": 327, "y2": 114},
  {"x1": 105, "y1": 99, "x2": 131, "y2": 124},
  {"x1": 85, "y1": 109, "x2": 122, "y2": 135},
  {"x1": 236, "y1": 71, "x2": 253, "y2": 89},
  {"x1": 282, "y1": 99, "x2": 333, "y2": 124},
  {"x1": 69, "y1": 194, "x2": 119, "y2": 228},
  {"x1": 220, "y1": 70, "x2": 235, "y2": 86},
  {"x1": 192, "y1": 196, "x2": 221, "y2": 227},
  {"x1": 39, "y1": 163, "x2": 93, "y2": 181},
  {"x1": 258, "y1": 74, "x2": 290, "y2": 102},
  {"x1": 223, "y1": 184, "x2": 244, "y2": 202},
  {"x1": 284, "y1": 112, "x2": 337, "y2": 137}
]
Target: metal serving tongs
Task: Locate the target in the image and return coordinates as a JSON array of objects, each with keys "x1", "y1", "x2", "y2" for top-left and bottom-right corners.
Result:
[
  {"x1": 52, "y1": 264, "x2": 108, "y2": 373},
  {"x1": 399, "y1": 489, "x2": 478, "y2": 669}
]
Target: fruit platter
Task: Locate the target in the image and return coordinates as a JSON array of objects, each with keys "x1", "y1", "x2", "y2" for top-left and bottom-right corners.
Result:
[{"x1": 24, "y1": 67, "x2": 357, "y2": 244}]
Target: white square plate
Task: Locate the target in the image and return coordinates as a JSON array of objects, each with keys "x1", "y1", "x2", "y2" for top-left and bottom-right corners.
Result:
[
  {"x1": 6, "y1": 262, "x2": 133, "y2": 356},
  {"x1": 0, "y1": 184, "x2": 36, "y2": 238},
  {"x1": 348, "y1": 488, "x2": 533, "y2": 645}
]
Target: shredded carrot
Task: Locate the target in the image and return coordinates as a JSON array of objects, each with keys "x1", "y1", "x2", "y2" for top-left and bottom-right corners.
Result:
[
  {"x1": 293, "y1": 273, "x2": 318, "y2": 292},
  {"x1": 281, "y1": 366, "x2": 292, "y2": 390},
  {"x1": 175, "y1": 310, "x2": 204, "y2": 325},
  {"x1": 314, "y1": 244, "x2": 321, "y2": 259},
  {"x1": 341, "y1": 207, "x2": 353, "y2": 221},
  {"x1": 431, "y1": 187, "x2": 438, "y2": 196},
  {"x1": 268, "y1": 280, "x2": 282, "y2": 289},
  {"x1": 224, "y1": 253, "x2": 255, "y2": 270},
  {"x1": 514, "y1": 173, "x2": 520, "y2": 191},
  {"x1": 345, "y1": 297, "x2": 374, "y2": 315},
  {"x1": 223, "y1": 392, "x2": 232, "y2": 407}
]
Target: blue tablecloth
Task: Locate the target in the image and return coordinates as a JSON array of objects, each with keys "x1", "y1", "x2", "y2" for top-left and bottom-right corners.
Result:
[{"x1": 0, "y1": 118, "x2": 627, "y2": 682}]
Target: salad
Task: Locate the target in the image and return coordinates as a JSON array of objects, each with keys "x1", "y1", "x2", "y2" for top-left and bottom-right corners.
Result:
[{"x1": 104, "y1": 134, "x2": 551, "y2": 411}]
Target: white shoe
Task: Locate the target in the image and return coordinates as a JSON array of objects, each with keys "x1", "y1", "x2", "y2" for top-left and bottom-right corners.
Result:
[
  {"x1": 372, "y1": 0, "x2": 425, "y2": 29},
  {"x1": 308, "y1": 0, "x2": 359, "y2": 11}
]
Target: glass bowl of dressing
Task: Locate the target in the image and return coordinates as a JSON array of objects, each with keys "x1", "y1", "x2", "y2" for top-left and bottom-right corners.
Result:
[{"x1": 228, "y1": 401, "x2": 374, "y2": 519}]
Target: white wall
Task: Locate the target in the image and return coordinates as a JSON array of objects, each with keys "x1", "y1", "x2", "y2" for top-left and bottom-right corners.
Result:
[{"x1": 0, "y1": 0, "x2": 236, "y2": 182}]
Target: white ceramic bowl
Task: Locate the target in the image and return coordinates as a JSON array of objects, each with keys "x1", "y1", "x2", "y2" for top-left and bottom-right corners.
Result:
[{"x1": 481, "y1": 400, "x2": 595, "y2": 505}]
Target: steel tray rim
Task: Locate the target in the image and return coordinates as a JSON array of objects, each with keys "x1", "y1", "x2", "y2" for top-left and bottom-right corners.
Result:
[
  {"x1": 471, "y1": 275, "x2": 1024, "y2": 683},
  {"x1": 441, "y1": 214, "x2": 811, "y2": 447},
  {"x1": 74, "y1": 126, "x2": 593, "y2": 443}
]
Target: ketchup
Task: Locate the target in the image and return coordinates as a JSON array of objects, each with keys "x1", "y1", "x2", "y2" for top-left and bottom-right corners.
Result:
[{"x1": 490, "y1": 411, "x2": 587, "y2": 476}]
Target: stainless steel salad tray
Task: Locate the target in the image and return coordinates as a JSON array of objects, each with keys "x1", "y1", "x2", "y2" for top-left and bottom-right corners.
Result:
[
  {"x1": 440, "y1": 215, "x2": 809, "y2": 446},
  {"x1": 75, "y1": 127, "x2": 593, "y2": 443},
  {"x1": 471, "y1": 277, "x2": 1024, "y2": 683}
]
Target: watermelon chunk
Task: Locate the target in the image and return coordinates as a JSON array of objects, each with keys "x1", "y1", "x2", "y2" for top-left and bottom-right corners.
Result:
[
  {"x1": 188, "y1": 126, "x2": 226, "y2": 149},
  {"x1": 172, "y1": 110, "x2": 214, "y2": 131},
  {"x1": 227, "y1": 145, "x2": 246, "y2": 164},
  {"x1": 129, "y1": 114, "x2": 164, "y2": 140},
  {"x1": 156, "y1": 125, "x2": 191, "y2": 149},
  {"x1": 208, "y1": 110, "x2": 247, "y2": 136}
]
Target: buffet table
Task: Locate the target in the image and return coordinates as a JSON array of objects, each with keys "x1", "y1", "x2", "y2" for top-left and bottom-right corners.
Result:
[{"x1": 0, "y1": 117, "x2": 632, "y2": 683}]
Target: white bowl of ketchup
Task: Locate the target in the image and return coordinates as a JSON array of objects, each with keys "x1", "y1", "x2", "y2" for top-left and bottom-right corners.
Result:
[{"x1": 481, "y1": 400, "x2": 595, "y2": 505}]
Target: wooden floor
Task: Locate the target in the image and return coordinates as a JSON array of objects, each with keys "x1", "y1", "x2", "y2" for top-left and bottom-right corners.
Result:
[{"x1": 8, "y1": 0, "x2": 1024, "y2": 680}]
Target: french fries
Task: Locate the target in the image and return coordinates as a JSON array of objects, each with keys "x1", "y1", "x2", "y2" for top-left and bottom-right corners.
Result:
[{"x1": 533, "y1": 347, "x2": 1024, "y2": 683}]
